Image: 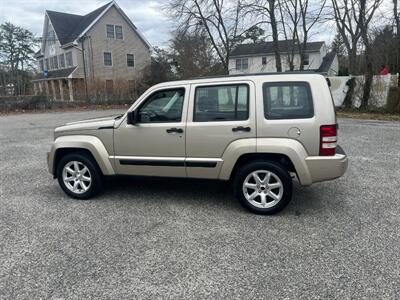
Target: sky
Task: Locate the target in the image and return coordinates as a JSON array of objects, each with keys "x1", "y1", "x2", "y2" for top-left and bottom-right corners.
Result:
[
  {"x1": 0, "y1": 0, "x2": 173, "y2": 47},
  {"x1": 0, "y1": 0, "x2": 393, "y2": 49}
]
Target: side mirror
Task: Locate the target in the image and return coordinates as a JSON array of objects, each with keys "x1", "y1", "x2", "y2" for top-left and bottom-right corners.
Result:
[{"x1": 127, "y1": 111, "x2": 138, "y2": 125}]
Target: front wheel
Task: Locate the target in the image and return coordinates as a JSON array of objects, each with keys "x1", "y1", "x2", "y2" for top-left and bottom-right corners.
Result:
[
  {"x1": 234, "y1": 161, "x2": 293, "y2": 215},
  {"x1": 56, "y1": 153, "x2": 103, "y2": 199}
]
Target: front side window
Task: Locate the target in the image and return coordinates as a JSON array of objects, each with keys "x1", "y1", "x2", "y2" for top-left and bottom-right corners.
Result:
[
  {"x1": 106, "y1": 24, "x2": 115, "y2": 38},
  {"x1": 236, "y1": 58, "x2": 248, "y2": 70},
  {"x1": 104, "y1": 52, "x2": 112, "y2": 66},
  {"x1": 263, "y1": 82, "x2": 314, "y2": 119},
  {"x1": 66, "y1": 52, "x2": 73, "y2": 67},
  {"x1": 58, "y1": 54, "x2": 65, "y2": 68},
  {"x1": 194, "y1": 84, "x2": 249, "y2": 122},
  {"x1": 115, "y1": 25, "x2": 123, "y2": 39},
  {"x1": 138, "y1": 88, "x2": 185, "y2": 123}
]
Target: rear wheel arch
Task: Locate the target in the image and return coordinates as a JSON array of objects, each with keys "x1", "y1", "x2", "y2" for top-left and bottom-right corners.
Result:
[{"x1": 228, "y1": 153, "x2": 297, "y2": 182}]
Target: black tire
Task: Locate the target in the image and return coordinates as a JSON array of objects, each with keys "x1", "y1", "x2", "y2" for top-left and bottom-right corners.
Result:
[
  {"x1": 56, "y1": 152, "x2": 103, "y2": 200},
  {"x1": 234, "y1": 161, "x2": 293, "y2": 215}
]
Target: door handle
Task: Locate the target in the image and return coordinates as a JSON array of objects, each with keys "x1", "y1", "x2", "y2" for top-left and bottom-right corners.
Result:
[
  {"x1": 232, "y1": 126, "x2": 251, "y2": 132},
  {"x1": 166, "y1": 127, "x2": 183, "y2": 134}
]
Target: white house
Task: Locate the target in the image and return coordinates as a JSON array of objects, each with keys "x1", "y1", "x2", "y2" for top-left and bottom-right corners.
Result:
[{"x1": 229, "y1": 40, "x2": 338, "y2": 76}]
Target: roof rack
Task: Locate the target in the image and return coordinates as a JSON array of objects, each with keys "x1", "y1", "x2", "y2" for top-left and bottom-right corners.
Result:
[{"x1": 189, "y1": 71, "x2": 320, "y2": 80}]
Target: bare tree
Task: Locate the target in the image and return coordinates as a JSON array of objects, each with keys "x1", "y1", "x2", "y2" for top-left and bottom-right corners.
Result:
[
  {"x1": 331, "y1": 0, "x2": 381, "y2": 108},
  {"x1": 242, "y1": 0, "x2": 283, "y2": 71},
  {"x1": 167, "y1": 0, "x2": 254, "y2": 72},
  {"x1": 394, "y1": 0, "x2": 400, "y2": 87}
]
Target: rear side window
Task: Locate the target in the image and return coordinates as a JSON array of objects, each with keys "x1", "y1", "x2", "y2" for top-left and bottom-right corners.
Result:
[
  {"x1": 194, "y1": 84, "x2": 249, "y2": 122},
  {"x1": 263, "y1": 82, "x2": 313, "y2": 119}
]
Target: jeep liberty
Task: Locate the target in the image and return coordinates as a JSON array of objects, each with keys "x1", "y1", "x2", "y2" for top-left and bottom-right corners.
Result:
[{"x1": 47, "y1": 73, "x2": 348, "y2": 214}]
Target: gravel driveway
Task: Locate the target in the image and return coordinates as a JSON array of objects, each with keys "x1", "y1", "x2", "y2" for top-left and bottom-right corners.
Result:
[{"x1": 0, "y1": 110, "x2": 399, "y2": 299}]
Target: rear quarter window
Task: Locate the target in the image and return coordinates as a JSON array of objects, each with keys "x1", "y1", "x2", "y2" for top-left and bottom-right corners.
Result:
[{"x1": 263, "y1": 82, "x2": 314, "y2": 119}]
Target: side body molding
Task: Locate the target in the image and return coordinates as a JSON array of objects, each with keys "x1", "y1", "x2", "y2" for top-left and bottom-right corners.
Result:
[{"x1": 48, "y1": 135, "x2": 115, "y2": 175}]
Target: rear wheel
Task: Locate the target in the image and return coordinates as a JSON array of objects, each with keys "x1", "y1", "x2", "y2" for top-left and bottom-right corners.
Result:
[
  {"x1": 56, "y1": 152, "x2": 103, "y2": 199},
  {"x1": 234, "y1": 161, "x2": 293, "y2": 215}
]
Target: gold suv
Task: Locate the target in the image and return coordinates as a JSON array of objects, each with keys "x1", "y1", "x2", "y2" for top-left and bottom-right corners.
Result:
[{"x1": 47, "y1": 73, "x2": 348, "y2": 214}]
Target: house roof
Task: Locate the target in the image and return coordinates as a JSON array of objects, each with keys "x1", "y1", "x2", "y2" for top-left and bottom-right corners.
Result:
[
  {"x1": 318, "y1": 51, "x2": 337, "y2": 73},
  {"x1": 44, "y1": 1, "x2": 150, "y2": 48},
  {"x1": 46, "y1": 2, "x2": 112, "y2": 46},
  {"x1": 32, "y1": 67, "x2": 78, "y2": 81},
  {"x1": 230, "y1": 40, "x2": 325, "y2": 57}
]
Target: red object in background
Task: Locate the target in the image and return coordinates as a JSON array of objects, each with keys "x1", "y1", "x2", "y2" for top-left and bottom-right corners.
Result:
[{"x1": 379, "y1": 66, "x2": 389, "y2": 75}]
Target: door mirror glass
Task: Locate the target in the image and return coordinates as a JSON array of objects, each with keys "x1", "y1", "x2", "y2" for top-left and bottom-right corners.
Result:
[{"x1": 127, "y1": 111, "x2": 137, "y2": 125}]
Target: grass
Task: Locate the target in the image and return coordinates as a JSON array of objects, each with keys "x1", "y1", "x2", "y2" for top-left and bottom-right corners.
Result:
[
  {"x1": 337, "y1": 110, "x2": 400, "y2": 122},
  {"x1": 0, "y1": 103, "x2": 129, "y2": 116}
]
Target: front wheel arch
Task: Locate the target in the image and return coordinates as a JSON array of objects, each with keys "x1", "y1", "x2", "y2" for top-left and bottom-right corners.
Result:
[{"x1": 54, "y1": 148, "x2": 103, "y2": 178}]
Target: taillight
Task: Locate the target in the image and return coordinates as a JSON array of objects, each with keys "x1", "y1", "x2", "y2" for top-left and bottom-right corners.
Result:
[{"x1": 320, "y1": 124, "x2": 337, "y2": 156}]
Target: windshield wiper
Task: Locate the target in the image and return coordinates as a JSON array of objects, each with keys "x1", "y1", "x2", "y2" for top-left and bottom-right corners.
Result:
[{"x1": 114, "y1": 114, "x2": 124, "y2": 120}]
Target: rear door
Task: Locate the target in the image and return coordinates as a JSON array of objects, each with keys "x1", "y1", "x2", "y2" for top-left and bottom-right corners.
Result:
[
  {"x1": 256, "y1": 79, "x2": 319, "y2": 155},
  {"x1": 185, "y1": 80, "x2": 256, "y2": 178}
]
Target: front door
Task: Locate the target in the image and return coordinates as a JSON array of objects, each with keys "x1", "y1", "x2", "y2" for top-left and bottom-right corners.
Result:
[{"x1": 113, "y1": 86, "x2": 189, "y2": 177}]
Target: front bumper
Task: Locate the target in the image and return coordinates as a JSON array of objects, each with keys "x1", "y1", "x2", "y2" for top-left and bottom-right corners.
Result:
[{"x1": 304, "y1": 145, "x2": 348, "y2": 184}]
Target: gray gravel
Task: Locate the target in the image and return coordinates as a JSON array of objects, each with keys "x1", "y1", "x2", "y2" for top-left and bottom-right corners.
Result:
[{"x1": 0, "y1": 110, "x2": 399, "y2": 299}]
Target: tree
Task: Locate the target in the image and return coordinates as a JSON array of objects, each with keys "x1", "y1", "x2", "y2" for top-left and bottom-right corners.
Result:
[
  {"x1": 0, "y1": 22, "x2": 36, "y2": 95},
  {"x1": 242, "y1": 0, "x2": 283, "y2": 71},
  {"x1": 139, "y1": 47, "x2": 176, "y2": 90},
  {"x1": 331, "y1": 0, "x2": 381, "y2": 108},
  {"x1": 169, "y1": 29, "x2": 219, "y2": 78},
  {"x1": 166, "y1": 0, "x2": 254, "y2": 72},
  {"x1": 393, "y1": 0, "x2": 399, "y2": 87}
]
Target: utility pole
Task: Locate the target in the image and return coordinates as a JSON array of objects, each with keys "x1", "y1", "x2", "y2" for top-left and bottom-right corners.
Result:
[{"x1": 80, "y1": 35, "x2": 89, "y2": 101}]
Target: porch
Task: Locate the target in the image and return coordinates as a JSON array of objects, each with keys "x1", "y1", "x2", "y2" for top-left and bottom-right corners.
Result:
[{"x1": 32, "y1": 67, "x2": 84, "y2": 101}]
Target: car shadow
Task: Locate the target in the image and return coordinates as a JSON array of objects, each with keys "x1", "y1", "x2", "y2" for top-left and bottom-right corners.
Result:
[{"x1": 99, "y1": 176, "x2": 330, "y2": 216}]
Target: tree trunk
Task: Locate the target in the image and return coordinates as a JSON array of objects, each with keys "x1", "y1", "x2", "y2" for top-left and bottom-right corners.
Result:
[
  {"x1": 361, "y1": 64, "x2": 373, "y2": 110},
  {"x1": 343, "y1": 77, "x2": 355, "y2": 108},
  {"x1": 269, "y1": 0, "x2": 282, "y2": 72}
]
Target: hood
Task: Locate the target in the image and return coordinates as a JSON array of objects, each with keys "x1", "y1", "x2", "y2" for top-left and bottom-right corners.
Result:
[{"x1": 54, "y1": 114, "x2": 121, "y2": 136}]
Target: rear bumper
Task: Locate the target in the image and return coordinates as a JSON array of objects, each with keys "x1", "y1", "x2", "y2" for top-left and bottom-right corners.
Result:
[{"x1": 304, "y1": 145, "x2": 348, "y2": 184}]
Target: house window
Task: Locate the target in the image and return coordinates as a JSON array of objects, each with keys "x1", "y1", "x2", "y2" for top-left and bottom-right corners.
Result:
[
  {"x1": 58, "y1": 54, "x2": 65, "y2": 68},
  {"x1": 127, "y1": 54, "x2": 134, "y2": 67},
  {"x1": 262, "y1": 57, "x2": 267, "y2": 65},
  {"x1": 263, "y1": 82, "x2": 314, "y2": 120},
  {"x1": 106, "y1": 24, "x2": 115, "y2": 38},
  {"x1": 49, "y1": 57, "x2": 54, "y2": 70},
  {"x1": 194, "y1": 84, "x2": 249, "y2": 122},
  {"x1": 303, "y1": 53, "x2": 310, "y2": 66},
  {"x1": 39, "y1": 60, "x2": 44, "y2": 72},
  {"x1": 115, "y1": 26, "x2": 123, "y2": 39},
  {"x1": 53, "y1": 56, "x2": 59, "y2": 69},
  {"x1": 236, "y1": 58, "x2": 248, "y2": 70},
  {"x1": 104, "y1": 52, "x2": 112, "y2": 66},
  {"x1": 45, "y1": 58, "x2": 49, "y2": 70},
  {"x1": 66, "y1": 52, "x2": 73, "y2": 67},
  {"x1": 47, "y1": 29, "x2": 55, "y2": 46}
]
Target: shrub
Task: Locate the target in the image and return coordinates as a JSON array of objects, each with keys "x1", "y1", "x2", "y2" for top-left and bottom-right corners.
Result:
[{"x1": 386, "y1": 87, "x2": 400, "y2": 113}]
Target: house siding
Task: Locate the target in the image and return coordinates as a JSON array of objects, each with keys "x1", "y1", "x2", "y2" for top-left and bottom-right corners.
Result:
[
  {"x1": 229, "y1": 51, "x2": 324, "y2": 75},
  {"x1": 83, "y1": 6, "x2": 151, "y2": 82}
]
